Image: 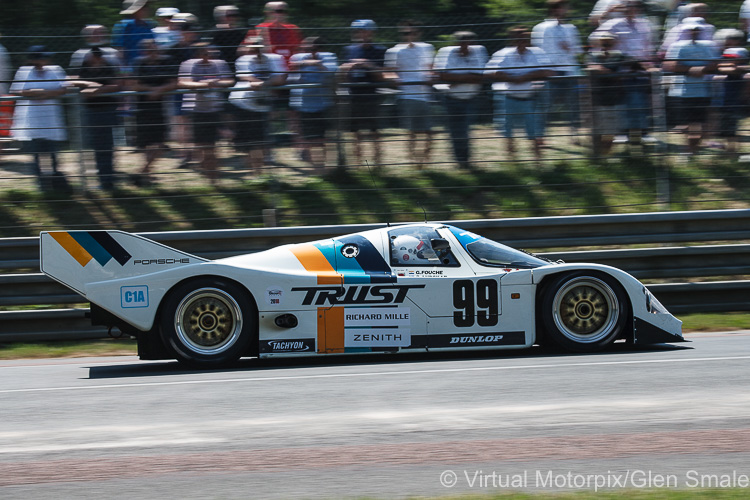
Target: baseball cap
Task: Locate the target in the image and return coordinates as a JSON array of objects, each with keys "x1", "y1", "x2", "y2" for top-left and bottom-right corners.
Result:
[
  {"x1": 156, "y1": 7, "x2": 179, "y2": 17},
  {"x1": 121, "y1": 0, "x2": 149, "y2": 15},
  {"x1": 351, "y1": 19, "x2": 377, "y2": 31}
]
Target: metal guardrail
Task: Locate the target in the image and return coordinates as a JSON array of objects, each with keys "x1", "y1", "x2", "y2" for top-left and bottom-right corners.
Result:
[{"x1": 2, "y1": 209, "x2": 750, "y2": 341}]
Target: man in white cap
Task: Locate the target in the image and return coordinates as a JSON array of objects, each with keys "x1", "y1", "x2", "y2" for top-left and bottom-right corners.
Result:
[{"x1": 153, "y1": 7, "x2": 180, "y2": 49}]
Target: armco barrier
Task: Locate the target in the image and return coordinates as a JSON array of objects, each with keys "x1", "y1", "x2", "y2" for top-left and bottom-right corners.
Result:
[{"x1": 2, "y1": 209, "x2": 750, "y2": 341}]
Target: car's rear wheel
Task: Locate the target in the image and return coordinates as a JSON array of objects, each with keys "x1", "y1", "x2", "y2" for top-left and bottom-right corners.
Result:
[
  {"x1": 540, "y1": 272, "x2": 629, "y2": 352},
  {"x1": 160, "y1": 278, "x2": 255, "y2": 368}
]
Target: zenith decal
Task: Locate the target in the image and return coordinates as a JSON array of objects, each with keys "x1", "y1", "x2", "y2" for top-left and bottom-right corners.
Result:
[{"x1": 292, "y1": 284, "x2": 425, "y2": 305}]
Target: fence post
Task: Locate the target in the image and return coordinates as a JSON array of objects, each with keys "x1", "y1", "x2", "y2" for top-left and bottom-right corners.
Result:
[
  {"x1": 580, "y1": 70, "x2": 596, "y2": 157},
  {"x1": 650, "y1": 69, "x2": 670, "y2": 209},
  {"x1": 68, "y1": 90, "x2": 88, "y2": 195}
]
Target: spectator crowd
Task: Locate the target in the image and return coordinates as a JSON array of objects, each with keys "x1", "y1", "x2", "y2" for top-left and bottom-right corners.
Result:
[{"x1": 1, "y1": 0, "x2": 750, "y2": 190}]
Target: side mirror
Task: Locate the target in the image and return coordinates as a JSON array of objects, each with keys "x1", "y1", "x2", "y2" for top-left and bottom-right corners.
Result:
[{"x1": 431, "y1": 238, "x2": 450, "y2": 251}]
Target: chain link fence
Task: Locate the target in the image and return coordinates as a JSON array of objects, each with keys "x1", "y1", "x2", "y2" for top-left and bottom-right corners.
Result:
[{"x1": 0, "y1": 9, "x2": 748, "y2": 235}]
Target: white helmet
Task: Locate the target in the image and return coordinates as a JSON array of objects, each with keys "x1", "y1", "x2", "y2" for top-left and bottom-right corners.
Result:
[{"x1": 391, "y1": 235, "x2": 436, "y2": 264}]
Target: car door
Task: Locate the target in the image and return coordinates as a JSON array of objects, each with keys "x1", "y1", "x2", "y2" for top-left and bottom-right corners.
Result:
[{"x1": 390, "y1": 226, "x2": 528, "y2": 350}]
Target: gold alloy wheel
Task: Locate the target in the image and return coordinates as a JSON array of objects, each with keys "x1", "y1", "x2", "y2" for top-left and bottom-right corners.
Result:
[
  {"x1": 551, "y1": 276, "x2": 619, "y2": 344},
  {"x1": 174, "y1": 287, "x2": 243, "y2": 355}
]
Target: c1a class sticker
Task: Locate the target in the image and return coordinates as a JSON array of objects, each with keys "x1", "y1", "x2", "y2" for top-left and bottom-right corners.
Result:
[{"x1": 341, "y1": 244, "x2": 359, "y2": 258}]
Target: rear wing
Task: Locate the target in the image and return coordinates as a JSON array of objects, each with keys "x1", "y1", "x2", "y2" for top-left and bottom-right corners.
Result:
[{"x1": 40, "y1": 231, "x2": 207, "y2": 296}]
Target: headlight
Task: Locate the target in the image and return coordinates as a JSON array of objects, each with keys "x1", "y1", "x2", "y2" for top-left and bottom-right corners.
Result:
[{"x1": 645, "y1": 288, "x2": 668, "y2": 314}]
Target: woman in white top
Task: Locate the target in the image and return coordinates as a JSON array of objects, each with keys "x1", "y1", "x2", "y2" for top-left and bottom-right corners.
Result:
[{"x1": 10, "y1": 46, "x2": 68, "y2": 183}]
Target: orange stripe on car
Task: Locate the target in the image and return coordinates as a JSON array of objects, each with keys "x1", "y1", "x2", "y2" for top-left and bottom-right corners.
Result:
[
  {"x1": 290, "y1": 244, "x2": 341, "y2": 285},
  {"x1": 48, "y1": 232, "x2": 93, "y2": 267},
  {"x1": 318, "y1": 306, "x2": 345, "y2": 354}
]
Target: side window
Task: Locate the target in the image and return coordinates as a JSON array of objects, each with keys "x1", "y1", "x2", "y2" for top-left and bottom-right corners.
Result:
[{"x1": 388, "y1": 227, "x2": 459, "y2": 267}]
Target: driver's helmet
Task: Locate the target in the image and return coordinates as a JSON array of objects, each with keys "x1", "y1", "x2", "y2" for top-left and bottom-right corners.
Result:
[{"x1": 391, "y1": 235, "x2": 436, "y2": 264}]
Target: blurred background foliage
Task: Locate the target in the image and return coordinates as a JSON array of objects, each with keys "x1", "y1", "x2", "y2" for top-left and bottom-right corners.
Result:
[{"x1": 0, "y1": 1, "x2": 745, "y2": 68}]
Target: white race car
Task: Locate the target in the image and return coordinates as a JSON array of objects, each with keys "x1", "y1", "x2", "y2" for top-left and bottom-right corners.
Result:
[{"x1": 40, "y1": 224, "x2": 683, "y2": 368}]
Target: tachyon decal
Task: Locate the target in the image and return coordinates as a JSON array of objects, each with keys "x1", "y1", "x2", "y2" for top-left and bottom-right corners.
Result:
[
  {"x1": 49, "y1": 231, "x2": 132, "y2": 267},
  {"x1": 260, "y1": 338, "x2": 315, "y2": 353},
  {"x1": 121, "y1": 286, "x2": 149, "y2": 308}
]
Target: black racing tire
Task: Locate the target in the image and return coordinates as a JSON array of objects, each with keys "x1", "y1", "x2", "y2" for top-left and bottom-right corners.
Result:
[
  {"x1": 540, "y1": 271, "x2": 629, "y2": 352},
  {"x1": 160, "y1": 278, "x2": 256, "y2": 368}
]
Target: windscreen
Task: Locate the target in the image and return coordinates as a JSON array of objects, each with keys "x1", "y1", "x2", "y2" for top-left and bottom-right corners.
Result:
[{"x1": 448, "y1": 227, "x2": 547, "y2": 269}]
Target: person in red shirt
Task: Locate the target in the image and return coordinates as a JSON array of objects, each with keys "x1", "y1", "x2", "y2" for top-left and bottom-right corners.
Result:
[{"x1": 244, "y1": 2, "x2": 301, "y2": 66}]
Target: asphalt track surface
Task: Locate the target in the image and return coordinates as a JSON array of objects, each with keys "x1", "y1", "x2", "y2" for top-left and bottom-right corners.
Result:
[{"x1": 1, "y1": 332, "x2": 749, "y2": 499}]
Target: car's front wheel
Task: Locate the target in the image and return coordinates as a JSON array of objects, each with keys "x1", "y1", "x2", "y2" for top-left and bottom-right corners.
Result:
[
  {"x1": 160, "y1": 278, "x2": 255, "y2": 368},
  {"x1": 540, "y1": 272, "x2": 629, "y2": 352}
]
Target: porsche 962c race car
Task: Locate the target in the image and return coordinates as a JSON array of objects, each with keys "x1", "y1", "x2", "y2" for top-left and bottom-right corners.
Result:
[{"x1": 40, "y1": 224, "x2": 683, "y2": 367}]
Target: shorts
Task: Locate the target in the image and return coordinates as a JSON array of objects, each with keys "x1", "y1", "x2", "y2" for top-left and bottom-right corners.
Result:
[
  {"x1": 349, "y1": 93, "x2": 381, "y2": 132},
  {"x1": 677, "y1": 97, "x2": 710, "y2": 125},
  {"x1": 719, "y1": 107, "x2": 743, "y2": 137},
  {"x1": 398, "y1": 99, "x2": 432, "y2": 132},
  {"x1": 232, "y1": 107, "x2": 269, "y2": 151},
  {"x1": 135, "y1": 102, "x2": 167, "y2": 147},
  {"x1": 192, "y1": 112, "x2": 221, "y2": 145},
  {"x1": 593, "y1": 105, "x2": 625, "y2": 136},
  {"x1": 300, "y1": 111, "x2": 330, "y2": 139}
]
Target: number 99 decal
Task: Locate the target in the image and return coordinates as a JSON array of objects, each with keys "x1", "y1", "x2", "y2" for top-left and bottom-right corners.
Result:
[{"x1": 453, "y1": 279, "x2": 499, "y2": 327}]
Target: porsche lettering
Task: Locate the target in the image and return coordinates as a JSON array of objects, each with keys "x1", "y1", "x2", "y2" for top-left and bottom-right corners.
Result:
[
  {"x1": 133, "y1": 258, "x2": 190, "y2": 265},
  {"x1": 292, "y1": 284, "x2": 425, "y2": 305}
]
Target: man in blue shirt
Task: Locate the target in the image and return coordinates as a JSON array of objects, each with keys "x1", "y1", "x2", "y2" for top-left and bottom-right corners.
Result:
[
  {"x1": 113, "y1": 0, "x2": 156, "y2": 70},
  {"x1": 662, "y1": 23, "x2": 718, "y2": 154}
]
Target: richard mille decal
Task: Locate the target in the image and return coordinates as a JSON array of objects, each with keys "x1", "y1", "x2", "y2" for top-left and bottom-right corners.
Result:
[{"x1": 291, "y1": 284, "x2": 425, "y2": 305}]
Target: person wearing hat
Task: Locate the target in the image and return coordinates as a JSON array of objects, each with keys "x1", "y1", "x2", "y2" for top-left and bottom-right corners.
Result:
[
  {"x1": 714, "y1": 31, "x2": 750, "y2": 153},
  {"x1": 153, "y1": 7, "x2": 180, "y2": 49},
  {"x1": 659, "y1": 3, "x2": 715, "y2": 57},
  {"x1": 112, "y1": 0, "x2": 156, "y2": 69},
  {"x1": 10, "y1": 46, "x2": 69, "y2": 188},
  {"x1": 338, "y1": 19, "x2": 388, "y2": 167},
  {"x1": 596, "y1": 0, "x2": 657, "y2": 145},
  {"x1": 229, "y1": 36, "x2": 286, "y2": 174},
  {"x1": 584, "y1": 32, "x2": 630, "y2": 155},
  {"x1": 662, "y1": 21, "x2": 719, "y2": 154}
]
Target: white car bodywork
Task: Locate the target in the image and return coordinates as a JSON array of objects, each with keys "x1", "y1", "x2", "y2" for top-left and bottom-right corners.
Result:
[{"x1": 40, "y1": 223, "x2": 683, "y2": 365}]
